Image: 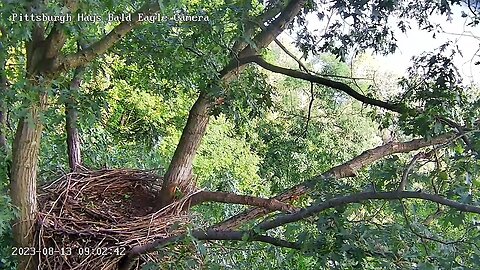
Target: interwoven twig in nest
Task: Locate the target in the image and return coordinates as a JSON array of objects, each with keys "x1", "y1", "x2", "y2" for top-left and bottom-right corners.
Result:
[{"x1": 36, "y1": 167, "x2": 196, "y2": 270}]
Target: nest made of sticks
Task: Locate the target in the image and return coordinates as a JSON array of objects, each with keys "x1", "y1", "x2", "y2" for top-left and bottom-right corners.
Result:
[{"x1": 36, "y1": 167, "x2": 196, "y2": 270}]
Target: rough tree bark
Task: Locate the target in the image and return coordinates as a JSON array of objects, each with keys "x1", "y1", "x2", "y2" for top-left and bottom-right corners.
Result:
[
  {"x1": 0, "y1": 31, "x2": 7, "y2": 151},
  {"x1": 157, "y1": 93, "x2": 211, "y2": 206},
  {"x1": 157, "y1": 0, "x2": 307, "y2": 207},
  {"x1": 10, "y1": 94, "x2": 46, "y2": 270},
  {"x1": 8, "y1": 1, "x2": 51, "y2": 267},
  {"x1": 65, "y1": 66, "x2": 84, "y2": 171},
  {"x1": 9, "y1": 1, "x2": 163, "y2": 269}
]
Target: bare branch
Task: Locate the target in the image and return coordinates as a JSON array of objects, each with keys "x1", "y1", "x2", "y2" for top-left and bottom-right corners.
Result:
[
  {"x1": 400, "y1": 201, "x2": 471, "y2": 246},
  {"x1": 188, "y1": 191, "x2": 296, "y2": 213},
  {"x1": 273, "y1": 38, "x2": 310, "y2": 72},
  {"x1": 191, "y1": 230, "x2": 299, "y2": 249},
  {"x1": 301, "y1": 82, "x2": 314, "y2": 138}
]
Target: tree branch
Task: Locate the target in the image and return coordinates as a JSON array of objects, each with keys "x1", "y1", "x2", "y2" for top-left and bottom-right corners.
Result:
[
  {"x1": 191, "y1": 230, "x2": 299, "y2": 249},
  {"x1": 241, "y1": 0, "x2": 306, "y2": 57},
  {"x1": 234, "y1": 56, "x2": 478, "y2": 155},
  {"x1": 159, "y1": 0, "x2": 309, "y2": 205},
  {"x1": 26, "y1": 0, "x2": 46, "y2": 75},
  {"x1": 397, "y1": 152, "x2": 425, "y2": 191},
  {"x1": 257, "y1": 191, "x2": 480, "y2": 231},
  {"x1": 302, "y1": 82, "x2": 314, "y2": 137},
  {"x1": 187, "y1": 191, "x2": 296, "y2": 213},
  {"x1": 214, "y1": 132, "x2": 455, "y2": 230},
  {"x1": 44, "y1": 0, "x2": 80, "y2": 58},
  {"x1": 120, "y1": 188, "x2": 480, "y2": 269},
  {"x1": 222, "y1": 0, "x2": 307, "y2": 80},
  {"x1": 438, "y1": 116, "x2": 475, "y2": 152},
  {"x1": 118, "y1": 230, "x2": 298, "y2": 270},
  {"x1": 230, "y1": 55, "x2": 406, "y2": 113},
  {"x1": 274, "y1": 38, "x2": 310, "y2": 72},
  {"x1": 231, "y1": 1, "x2": 286, "y2": 54},
  {"x1": 55, "y1": 1, "x2": 159, "y2": 73}
]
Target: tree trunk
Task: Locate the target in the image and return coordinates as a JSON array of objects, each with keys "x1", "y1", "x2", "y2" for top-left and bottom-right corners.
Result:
[
  {"x1": 0, "y1": 38, "x2": 7, "y2": 151},
  {"x1": 10, "y1": 92, "x2": 46, "y2": 270},
  {"x1": 157, "y1": 68, "x2": 252, "y2": 208},
  {"x1": 156, "y1": 0, "x2": 307, "y2": 207},
  {"x1": 0, "y1": 109, "x2": 5, "y2": 151},
  {"x1": 157, "y1": 93, "x2": 211, "y2": 206},
  {"x1": 66, "y1": 67, "x2": 84, "y2": 171}
]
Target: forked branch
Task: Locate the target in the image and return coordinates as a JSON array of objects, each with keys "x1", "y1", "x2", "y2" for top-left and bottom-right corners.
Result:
[
  {"x1": 215, "y1": 132, "x2": 455, "y2": 230},
  {"x1": 120, "y1": 189, "x2": 480, "y2": 269}
]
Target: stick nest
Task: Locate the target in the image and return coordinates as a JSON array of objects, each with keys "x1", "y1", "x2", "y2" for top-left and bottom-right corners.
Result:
[{"x1": 36, "y1": 167, "x2": 195, "y2": 270}]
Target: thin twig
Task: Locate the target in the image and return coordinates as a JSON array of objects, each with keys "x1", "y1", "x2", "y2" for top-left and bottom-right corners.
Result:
[{"x1": 398, "y1": 152, "x2": 425, "y2": 191}]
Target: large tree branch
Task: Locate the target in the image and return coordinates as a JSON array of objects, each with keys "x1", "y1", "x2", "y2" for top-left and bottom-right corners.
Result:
[
  {"x1": 26, "y1": 0, "x2": 46, "y2": 76},
  {"x1": 231, "y1": 1, "x2": 287, "y2": 54},
  {"x1": 257, "y1": 191, "x2": 480, "y2": 231},
  {"x1": 187, "y1": 191, "x2": 296, "y2": 213},
  {"x1": 120, "y1": 188, "x2": 479, "y2": 269},
  {"x1": 118, "y1": 230, "x2": 298, "y2": 270},
  {"x1": 214, "y1": 132, "x2": 455, "y2": 230},
  {"x1": 54, "y1": 1, "x2": 159, "y2": 73},
  {"x1": 227, "y1": 55, "x2": 407, "y2": 113},
  {"x1": 44, "y1": 0, "x2": 80, "y2": 58},
  {"x1": 221, "y1": 0, "x2": 307, "y2": 80},
  {"x1": 240, "y1": 0, "x2": 306, "y2": 58}
]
